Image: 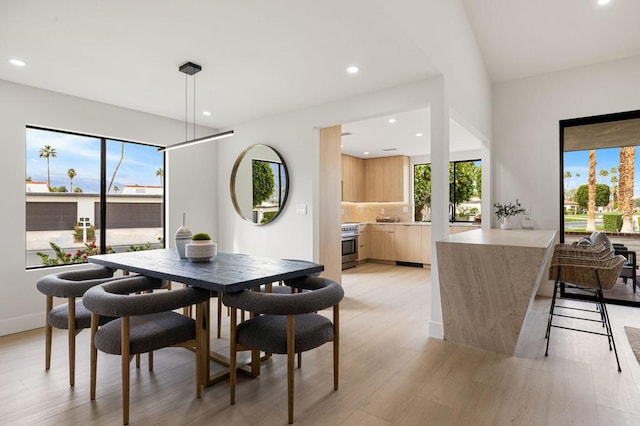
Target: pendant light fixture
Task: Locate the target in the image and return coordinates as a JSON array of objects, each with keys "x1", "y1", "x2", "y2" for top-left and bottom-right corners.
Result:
[{"x1": 159, "y1": 61, "x2": 234, "y2": 152}]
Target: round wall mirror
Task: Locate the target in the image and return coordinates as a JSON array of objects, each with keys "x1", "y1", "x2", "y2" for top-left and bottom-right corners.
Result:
[{"x1": 230, "y1": 144, "x2": 289, "y2": 225}]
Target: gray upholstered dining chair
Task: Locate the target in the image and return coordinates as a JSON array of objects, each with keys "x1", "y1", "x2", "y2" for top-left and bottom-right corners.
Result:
[
  {"x1": 35, "y1": 265, "x2": 119, "y2": 386},
  {"x1": 83, "y1": 275, "x2": 210, "y2": 425},
  {"x1": 223, "y1": 276, "x2": 344, "y2": 424}
]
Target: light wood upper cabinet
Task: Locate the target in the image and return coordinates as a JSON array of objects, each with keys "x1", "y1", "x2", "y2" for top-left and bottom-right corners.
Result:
[
  {"x1": 341, "y1": 154, "x2": 365, "y2": 202},
  {"x1": 344, "y1": 155, "x2": 409, "y2": 202},
  {"x1": 364, "y1": 157, "x2": 385, "y2": 202},
  {"x1": 382, "y1": 156, "x2": 409, "y2": 202}
]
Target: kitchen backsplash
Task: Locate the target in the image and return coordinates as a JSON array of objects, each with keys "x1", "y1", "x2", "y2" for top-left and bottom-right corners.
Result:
[{"x1": 342, "y1": 202, "x2": 413, "y2": 223}]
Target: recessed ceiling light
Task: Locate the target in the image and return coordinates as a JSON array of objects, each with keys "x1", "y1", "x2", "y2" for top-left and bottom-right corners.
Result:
[
  {"x1": 388, "y1": 118, "x2": 396, "y2": 124},
  {"x1": 9, "y1": 58, "x2": 26, "y2": 67},
  {"x1": 363, "y1": 151, "x2": 370, "y2": 155},
  {"x1": 202, "y1": 111, "x2": 212, "y2": 116},
  {"x1": 416, "y1": 132, "x2": 423, "y2": 137},
  {"x1": 346, "y1": 66, "x2": 359, "y2": 74}
]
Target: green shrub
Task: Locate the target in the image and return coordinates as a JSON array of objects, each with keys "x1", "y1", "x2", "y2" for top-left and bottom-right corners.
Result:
[
  {"x1": 260, "y1": 211, "x2": 277, "y2": 223},
  {"x1": 73, "y1": 224, "x2": 96, "y2": 242},
  {"x1": 603, "y1": 213, "x2": 622, "y2": 232}
]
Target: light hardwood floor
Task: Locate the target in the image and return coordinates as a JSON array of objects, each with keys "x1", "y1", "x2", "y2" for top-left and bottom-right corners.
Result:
[{"x1": 3, "y1": 263, "x2": 640, "y2": 425}]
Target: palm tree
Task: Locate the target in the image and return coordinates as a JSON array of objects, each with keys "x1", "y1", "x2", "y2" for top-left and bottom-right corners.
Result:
[
  {"x1": 586, "y1": 150, "x2": 596, "y2": 232},
  {"x1": 575, "y1": 172, "x2": 581, "y2": 189},
  {"x1": 38, "y1": 145, "x2": 57, "y2": 190},
  {"x1": 599, "y1": 168, "x2": 609, "y2": 184},
  {"x1": 564, "y1": 171, "x2": 572, "y2": 190},
  {"x1": 107, "y1": 142, "x2": 124, "y2": 193},
  {"x1": 67, "y1": 168, "x2": 76, "y2": 192},
  {"x1": 113, "y1": 186, "x2": 120, "y2": 193},
  {"x1": 156, "y1": 168, "x2": 164, "y2": 186},
  {"x1": 610, "y1": 167, "x2": 619, "y2": 203},
  {"x1": 619, "y1": 147, "x2": 635, "y2": 232}
]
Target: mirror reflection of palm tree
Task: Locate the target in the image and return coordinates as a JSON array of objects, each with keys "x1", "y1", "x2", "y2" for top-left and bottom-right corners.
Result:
[
  {"x1": 38, "y1": 145, "x2": 57, "y2": 190},
  {"x1": 67, "y1": 168, "x2": 76, "y2": 192}
]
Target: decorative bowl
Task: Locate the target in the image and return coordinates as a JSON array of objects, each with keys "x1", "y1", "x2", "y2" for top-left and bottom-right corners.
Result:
[{"x1": 185, "y1": 242, "x2": 217, "y2": 262}]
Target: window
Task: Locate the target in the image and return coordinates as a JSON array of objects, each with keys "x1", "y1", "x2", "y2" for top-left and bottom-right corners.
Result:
[
  {"x1": 561, "y1": 113, "x2": 640, "y2": 237},
  {"x1": 413, "y1": 160, "x2": 482, "y2": 222},
  {"x1": 25, "y1": 127, "x2": 165, "y2": 269}
]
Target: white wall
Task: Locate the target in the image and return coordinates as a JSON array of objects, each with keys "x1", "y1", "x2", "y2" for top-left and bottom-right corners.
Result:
[
  {"x1": 493, "y1": 54, "x2": 640, "y2": 294},
  {"x1": 217, "y1": 79, "x2": 445, "y2": 261},
  {"x1": 0, "y1": 79, "x2": 218, "y2": 335}
]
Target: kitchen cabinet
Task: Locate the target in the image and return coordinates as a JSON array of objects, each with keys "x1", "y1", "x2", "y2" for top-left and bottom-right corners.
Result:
[
  {"x1": 357, "y1": 224, "x2": 370, "y2": 261},
  {"x1": 341, "y1": 154, "x2": 365, "y2": 202},
  {"x1": 343, "y1": 155, "x2": 408, "y2": 202},
  {"x1": 370, "y1": 224, "x2": 395, "y2": 261},
  {"x1": 364, "y1": 156, "x2": 409, "y2": 202},
  {"x1": 393, "y1": 224, "x2": 422, "y2": 263},
  {"x1": 421, "y1": 226, "x2": 431, "y2": 264}
]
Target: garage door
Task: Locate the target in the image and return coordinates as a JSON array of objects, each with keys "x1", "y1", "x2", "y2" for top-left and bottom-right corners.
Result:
[
  {"x1": 95, "y1": 203, "x2": 162, "y2": 228},
  {"x1": 27, "y1": 202, "x2": 77, "y2": 231}
]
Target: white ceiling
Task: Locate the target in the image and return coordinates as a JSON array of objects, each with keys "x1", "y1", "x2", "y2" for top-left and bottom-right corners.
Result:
[
  {"x1": 2, "y1": 0, "x2": 639, "y2": 156},
  {"x1": 341, "y1": 107, "x2": 482, "y2": 159},
  {"x1": 461, "y1": 0, "x2": 640, "y2": 83}
]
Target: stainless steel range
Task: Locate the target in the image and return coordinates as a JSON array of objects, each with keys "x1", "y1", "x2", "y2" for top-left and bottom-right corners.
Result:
[{"x1": 341, "y1": 223, "x2": 359, "y2": 270}]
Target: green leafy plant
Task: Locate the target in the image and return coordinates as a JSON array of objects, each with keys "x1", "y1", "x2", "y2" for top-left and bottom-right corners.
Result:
[
  {"x1": 126, "y1": 242, "x2": 152, "y2": 252},
  {"x1": 73, "y1": 224, "x2": 96, "y2": 243},
  {"x1": 493, "y1": 199, "x2": 526, "y2": 220},
  {"x1": 191, "y1": 232, "x2": 212, "y2": 241},
  {"x1": 36, "y1": 241, "x2": 114, "y2": 266}
]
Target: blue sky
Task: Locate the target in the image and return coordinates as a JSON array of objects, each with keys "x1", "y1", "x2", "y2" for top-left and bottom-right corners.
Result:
[
  {"x1": 26, "y1": 128, "x2": 164, "y2": 193},
  {"x1": 564, "y1": 147, "x2": 640, "y2": 198}
]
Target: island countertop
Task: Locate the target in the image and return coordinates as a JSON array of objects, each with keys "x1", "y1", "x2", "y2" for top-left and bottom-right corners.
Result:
[
  {"x1": 441, "y1": 228, "x2": 556, "y2": 248},
  {"x1": 435, "y1": 228, "x2": 557, "y2": 354}
]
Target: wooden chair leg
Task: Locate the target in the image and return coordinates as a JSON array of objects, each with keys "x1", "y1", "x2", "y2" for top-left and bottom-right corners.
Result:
[
  {"x1": 67, "y1": 297, "x2": 76, "y2": 387},
  {"x1": 287, "y1": 315, "x2": 295, "y2": 424},
  {"x1": 297, "y1": 352, "x2": 302, "y2": 368},
  {"x1": 136, "y1": 354, "x2": 141, "y2": 368},
  {"x1": 148, "y1": 351, "x2": 154, "y2": 371},
  {"x1": 334, "y1": 304, "x2": 340, "y2": 390},
  {"x1": 195, "y1": 302, "x2": 203, "y2": 398},
  {"x1": 45, "y1": 296, "x2": 52, "y2": 371},
  {"x1": 230, "y1": 308, "x2": 237, "y2": 405},
  {"x1": 122, "y1": 317, "x2": 130, "y2": 425},
  {"x1": 90, "y1": 313, "x2": 99, "y2": 400}
]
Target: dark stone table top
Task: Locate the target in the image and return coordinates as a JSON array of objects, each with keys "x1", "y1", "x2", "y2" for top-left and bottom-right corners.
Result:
[{"x1": 88, "y1": 249, "x2": 324, "y2": 293}]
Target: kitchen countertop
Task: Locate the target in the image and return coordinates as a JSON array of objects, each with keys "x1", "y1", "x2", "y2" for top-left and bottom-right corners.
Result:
[{"x1": 356, "y1": 221, "x2": 481, "y2": 227}]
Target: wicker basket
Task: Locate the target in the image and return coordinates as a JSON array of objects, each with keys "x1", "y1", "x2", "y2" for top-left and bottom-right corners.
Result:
[{"x1": 548, "y1": 254, "x2": 625, "y2": 290}]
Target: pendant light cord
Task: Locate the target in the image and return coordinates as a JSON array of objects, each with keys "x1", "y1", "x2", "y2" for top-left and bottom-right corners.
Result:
[
  {"x1": 185, "y1": 72, "x2": 188, "y2": 142},
  {"x1": 193, "y1": 72, "x2": 196, "y2": 140}
]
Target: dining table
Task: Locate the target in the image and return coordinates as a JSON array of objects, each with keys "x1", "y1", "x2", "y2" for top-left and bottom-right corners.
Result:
[{"x1": 88, "y1": 248, "x2": 324, "y2": 385}]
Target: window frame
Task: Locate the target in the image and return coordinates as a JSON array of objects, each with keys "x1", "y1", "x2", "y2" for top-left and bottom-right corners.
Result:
[{"x1": 25, "y1": 125, "x2": 166, "y2": 270}]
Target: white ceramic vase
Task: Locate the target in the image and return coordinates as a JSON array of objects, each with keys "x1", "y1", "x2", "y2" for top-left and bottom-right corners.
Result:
[
  {"x1": 500, "y1": 217, "x2": 513, "y2": 230},
  {"x1": 174, "y1": 213, "x2": 192, "y2": 259},
  {"x1": 186, "y1": 240, "x2": 217, "y2": 262}
]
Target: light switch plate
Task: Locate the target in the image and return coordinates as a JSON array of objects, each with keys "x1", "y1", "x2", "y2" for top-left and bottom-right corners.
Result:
[{"x1": 296, "y1": 204, "x2": 307, "y2": 215}]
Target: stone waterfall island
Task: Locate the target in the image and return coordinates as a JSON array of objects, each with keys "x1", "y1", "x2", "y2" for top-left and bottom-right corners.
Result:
[{"x1": 436, "y1": 228, "x2": 557, "y2": 355}]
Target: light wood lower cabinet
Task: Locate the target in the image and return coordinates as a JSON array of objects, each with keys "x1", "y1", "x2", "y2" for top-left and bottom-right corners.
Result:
[
  {"x1": 357, "y1": 224, "x2": 370, "y2": 261},
  {"x1": 370, "y1": 225, "x2": 395, "y2": 261},
  {"x1": 421, "y1": 226, "x2": 431, "y2": 264},
  {"x1": 393, "y1": 225, "x2": 422, "y2": 263}
]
